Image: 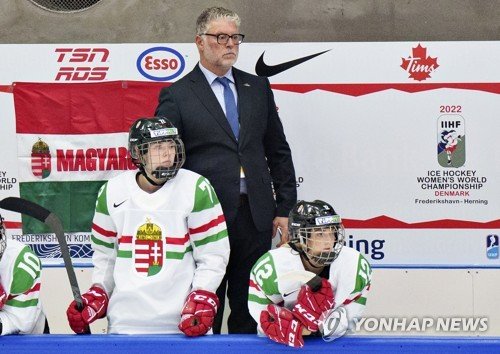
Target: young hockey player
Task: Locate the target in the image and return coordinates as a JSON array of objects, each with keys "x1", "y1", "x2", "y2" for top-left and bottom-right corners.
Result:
[
  {"x1": 66, "y1": 117, "x2": 230, "y2": 335},
  {"x1": 0, "y1": 213, "x2": 47, "y2": 335},
  {"x1": 248, "y1": 200, "x2": 372, "y2": 347}
]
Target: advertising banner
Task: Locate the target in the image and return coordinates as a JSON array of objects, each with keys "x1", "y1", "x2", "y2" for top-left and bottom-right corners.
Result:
[{"x1": 0, "y1": 42, "x2": 498, "y2": 267}]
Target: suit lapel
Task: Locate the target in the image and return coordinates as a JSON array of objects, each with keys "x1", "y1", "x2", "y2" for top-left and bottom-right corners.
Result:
[{"x1": 188, "y1": 65, "x2": 237, "y2": 142}]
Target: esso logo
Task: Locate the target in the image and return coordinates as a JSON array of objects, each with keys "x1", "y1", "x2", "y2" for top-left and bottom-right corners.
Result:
[{"x1": 136, "y1": 47, "x2": 185, "y2": 81}]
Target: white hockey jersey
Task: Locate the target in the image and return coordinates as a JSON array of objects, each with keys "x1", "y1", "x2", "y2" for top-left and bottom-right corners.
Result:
[
  {"x1": 0, "y1": 239, "x2": 46, "y2": 335},
  {"x1": 248, "y1": 245, "x2": 372, "y2": 335},
  {"x1": 91, "y1": 169, "x2": 230, "y2": 334}
]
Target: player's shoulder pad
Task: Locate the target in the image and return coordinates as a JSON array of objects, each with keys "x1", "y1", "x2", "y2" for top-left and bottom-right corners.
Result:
[
  {"x1": 192, "y1": 176, "x2": 220, "y2": 213},
  {"x1": 251, "y1": 251, "x2": 279, "y2": 295},
  {"x1": 10, "y1": 246, "x2": 41, "y2": 295},
  {"x1": 352, "y1": 252, "x2": 372, "y2": 294},
  {"x1": 95, "y1": 181, "x2": 109, "y2": 215}
]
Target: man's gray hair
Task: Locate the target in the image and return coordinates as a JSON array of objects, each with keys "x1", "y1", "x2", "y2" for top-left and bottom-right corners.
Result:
[{"x1": 196, "y1": 7, "x2": 241, "y2": 35}]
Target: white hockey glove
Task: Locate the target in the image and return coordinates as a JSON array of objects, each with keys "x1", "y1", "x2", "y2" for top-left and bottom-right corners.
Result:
[{"x1": 319, "y1": 306, "x2": 349, "y2": 342}]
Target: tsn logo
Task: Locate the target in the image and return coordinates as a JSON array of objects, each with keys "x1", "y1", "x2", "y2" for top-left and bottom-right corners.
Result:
[{"x1": 55, "y1": 48, "x2": 109, "y2": 81}]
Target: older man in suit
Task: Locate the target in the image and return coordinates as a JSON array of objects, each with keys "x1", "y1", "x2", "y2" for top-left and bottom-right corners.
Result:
[{"x1": 155, "y1": 6, "x2": 296, "y2": 334}]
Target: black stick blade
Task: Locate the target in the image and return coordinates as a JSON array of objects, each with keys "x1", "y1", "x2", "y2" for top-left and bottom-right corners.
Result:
[
  {"x1": 0, "y1": 197, "x2": 51, "y2": 223},
  {"x1": 306, "y1": 275, "x2": 323, "y2": 292}
]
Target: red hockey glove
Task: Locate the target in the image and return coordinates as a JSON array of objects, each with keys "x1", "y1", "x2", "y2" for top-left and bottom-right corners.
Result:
[
  {"x1": 260, "y1": 304, "x2": 305, "y2": 348},
  {"x1": 292, "y1": 278, "x2": 334, "y2": 332},
  {"x1": 178, "y1": 290, "x2": 219, "y2": 336},
  {"x1": 66, "y1": 286, "x2": 108, "y2": 334},
  {"x1": 0, "y1": 282, "x2": 6, "y2": 310}
]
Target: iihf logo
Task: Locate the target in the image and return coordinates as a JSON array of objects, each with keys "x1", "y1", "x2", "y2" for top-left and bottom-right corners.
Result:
[
  {"x1": 486, "y1": 235, "x2": 499, "y2": 260},
  {"x1": 437, "y1": 115, "x2": 465, "y2": 168}
]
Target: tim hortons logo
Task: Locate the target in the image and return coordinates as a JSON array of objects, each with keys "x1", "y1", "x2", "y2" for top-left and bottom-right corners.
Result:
[
  {"x1": 55, "y1": 48, "x2": 109, "y2": 81},
  {"x1": 400, "y1": 43, "x2": 439, "y2": 81}
]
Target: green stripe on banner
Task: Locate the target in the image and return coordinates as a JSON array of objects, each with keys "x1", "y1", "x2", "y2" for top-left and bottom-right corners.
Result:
[
  {"x1": 248, "y1": 294, "x2": 272, "y2": 305},
  {"x1": 6, "y1": 298, "x2": 39, "y2": 308},
  {"x1": 20, "y1": 181, "x2": 106, "y2": 233},
  {"x1": 193, "y1": 229, "x2": 228, "y2": 247}
]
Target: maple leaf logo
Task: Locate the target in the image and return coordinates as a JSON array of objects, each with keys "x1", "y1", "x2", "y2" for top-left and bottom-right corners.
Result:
[{"x1": 401, "y1": 43, "x2": 439, "y2": 81}]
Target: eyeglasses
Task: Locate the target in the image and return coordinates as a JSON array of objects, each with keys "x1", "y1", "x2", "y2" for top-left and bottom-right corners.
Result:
[{"x1": 202, "y1": 33, "x2": 245, "y2": 45}]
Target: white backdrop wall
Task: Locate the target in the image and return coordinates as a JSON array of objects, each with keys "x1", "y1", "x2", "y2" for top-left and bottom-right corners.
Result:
[{"x1": 1, "y1": 41, "x2": 499, "y2": 334}]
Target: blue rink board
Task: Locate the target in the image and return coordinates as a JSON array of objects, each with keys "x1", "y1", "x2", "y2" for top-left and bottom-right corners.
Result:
[{"x1": 1, "y1": 335, "x2": 500, "y2": 353}]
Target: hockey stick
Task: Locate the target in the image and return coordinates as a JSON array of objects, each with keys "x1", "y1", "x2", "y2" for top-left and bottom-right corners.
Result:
[
  {"x1": 0, "y1": 197, "x2": 91, "y2": 334},
  {"x1": 279, "y1": 270, "x2": 322, "y2": 300},
  {"x1": 278, "y1": 270, "x2": 324, "y2": 336}
]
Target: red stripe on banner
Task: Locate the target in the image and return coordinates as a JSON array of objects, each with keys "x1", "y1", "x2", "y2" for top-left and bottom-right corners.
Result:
[
  {"x1": 13, "y1": 81, "x2": 168, "y2": 134},
  {"x1": 135, "y1": 258, "x2": 150, "y2": 263},
  {"x1": 92, "y1": 223, "x2": 117, "y2": 237},
  {"x1": 4, "y1": 221, "x2": 22, "y2": 229},
  {"x1": 166, "y1": 233, "x2": 189, "y2": 245},
  {"x1": 249, "y1": 279, "x2": 261, "y2": 291},
  {"x1": 119, "y1": 236, "x2": 133, "y2": 244},
  {"x1": 135, "y1": 249, "x2": 150, "y2": 254},
  {"x1": 343, "y1": 216, "x2": 500, "y2": 229},
  {"x1": 271, "y1": 83, "x2": 500, "y2": 97},
  {"x1": 189, "y1": 214, "x2": 225, "y2": 235}
]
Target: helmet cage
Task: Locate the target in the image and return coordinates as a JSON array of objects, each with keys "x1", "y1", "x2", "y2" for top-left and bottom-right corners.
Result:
[
  {"x1": 288, "y1": 200, "x2": 345, "y2": 266},
  {"x1": 128, "y1": 117, "x2": 186, "y2": 184},
  {"x1": 296, "y1": 224, "x2": 345, "y2": 266},
  {"x1": 135, "y1": 137, "x2": 185, "y2": 183}
]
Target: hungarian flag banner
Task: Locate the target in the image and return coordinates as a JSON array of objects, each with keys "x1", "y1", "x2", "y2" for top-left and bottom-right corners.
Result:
[{"x1": 13, "y1": 81, "x2": 166, "y2": 235}]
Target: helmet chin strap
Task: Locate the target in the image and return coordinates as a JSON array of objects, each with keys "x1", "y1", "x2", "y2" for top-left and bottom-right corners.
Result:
[
  {"x1": 289, "y1": 240, "x2": 324, "y2": 270},
  {"x1": 139, "y1": 167, "x2": 166, "y2": 186},
  {"x1": 302, "y1": 254, "x2": 324, "y2": 270}
]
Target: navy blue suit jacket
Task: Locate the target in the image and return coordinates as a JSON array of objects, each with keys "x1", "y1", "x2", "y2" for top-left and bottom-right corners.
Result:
[{"x1": 155, "y1": 65, "x2": 296, "y2": 232}]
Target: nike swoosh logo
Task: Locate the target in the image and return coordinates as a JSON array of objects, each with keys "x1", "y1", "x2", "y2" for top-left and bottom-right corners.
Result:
[
  {"x1": 113, "y1": 200, "x2": 127, "y2": 208},
  {"x1": 255, "y1": 49, "x2": 331, "y2": 77},
  {"x1": 283, "y1": 289, "x2": 299, "y2": 298}
]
